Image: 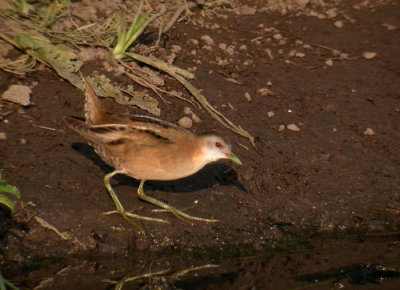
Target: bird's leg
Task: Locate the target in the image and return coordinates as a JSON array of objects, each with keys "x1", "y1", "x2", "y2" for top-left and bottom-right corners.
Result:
[
  {"x1": 103, "y1": 170, "x2": 169, "y2": 232},
  {"x1": 136, "y1": 180, "x2": 220, "y2": 224}
]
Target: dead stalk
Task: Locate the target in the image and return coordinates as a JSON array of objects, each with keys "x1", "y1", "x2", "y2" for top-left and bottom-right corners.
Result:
[{"x1": 124, "y1": 52, "x2": 257, "y2": 149}]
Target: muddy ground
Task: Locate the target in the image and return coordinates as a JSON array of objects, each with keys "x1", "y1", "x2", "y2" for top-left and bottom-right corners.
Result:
[{"x1": 0, "y1": 0, "x2": 400, "y2": 289}]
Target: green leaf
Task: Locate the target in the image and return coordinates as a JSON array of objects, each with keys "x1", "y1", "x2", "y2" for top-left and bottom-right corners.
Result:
[
  {"x1": 0, "y1": 195, "x2": 15, "y2": 212},
  {"x1": 14, "y1": 33, "x2": 83, "y2": 86},
  {"x1": 0, "y1": 184, "x2": 21, "y2": 198}
]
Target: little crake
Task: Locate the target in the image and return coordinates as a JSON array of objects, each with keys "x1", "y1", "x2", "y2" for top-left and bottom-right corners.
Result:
[{"x1": 64, "y1": 73, "x2": 241, "y2": 232}]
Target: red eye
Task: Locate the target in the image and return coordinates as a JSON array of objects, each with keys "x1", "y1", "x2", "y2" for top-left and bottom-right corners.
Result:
[{"x1": 215, "y1": 142, "x2": 222, "y2": 148}]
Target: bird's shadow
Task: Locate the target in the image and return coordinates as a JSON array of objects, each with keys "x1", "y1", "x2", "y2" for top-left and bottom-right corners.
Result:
[{"x1": 71, "y1": 143, "x2": 246, "y2": 194}]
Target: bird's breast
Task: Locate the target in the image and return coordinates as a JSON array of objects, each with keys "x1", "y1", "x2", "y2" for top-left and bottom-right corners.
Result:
[{"x1": 122, "y1": 144, "x2": 205, "y2": 181}]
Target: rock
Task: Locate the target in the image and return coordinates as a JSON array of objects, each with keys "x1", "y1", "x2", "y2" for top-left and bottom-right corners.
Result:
[
  {"x1": 267, "y1": 111, "x2": 275, "y2": 118},
  {"x1": 178, "y1": 117, "x2": 192, "y2": 128},
  {"x1": 363, "y1": 128, "x2": 375, "y2": 136},
  {"x1": 2, "y1": 85, "x2": 32, "y2": 106},
  {"x1": 0, "y1": 132, "x2": 6, "y2": 140},
  {"x1": 244, "y1": 92, "x2": 251, "y2": 102},
  {"x1": 278, "y1": 125, "x2": 285, "y2": 131},
  {"x1": 287, "y1": 124, "x2": 301, "y2": 131}
]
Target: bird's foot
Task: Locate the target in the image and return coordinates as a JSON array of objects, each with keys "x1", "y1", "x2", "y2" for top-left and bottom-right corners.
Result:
[{"x1": 151, "y1": 205, "x2": 220, "y2": 225}]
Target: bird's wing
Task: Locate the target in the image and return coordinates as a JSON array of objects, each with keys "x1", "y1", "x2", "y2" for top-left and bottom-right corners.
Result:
[
  {"x1": 64, "y1": 116, "x2": 177, "y2": 147},
  {"x1": 117, "y1": 114, "x2": 193, "y2": 143}
]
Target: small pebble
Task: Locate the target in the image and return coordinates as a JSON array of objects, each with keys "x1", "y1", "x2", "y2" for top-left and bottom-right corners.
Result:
[
  {"x1": 244, "y1": 92, "x2": 251, "y2": 102},
  {"x1": 227, "y1": 102, "x2": 236, "y2": 111},
  {"x1": 191, "y1": 113, "x2": 201, "y2": 123},
  {"x1": 178, "y1": 117, "x2": 192, "y2": 128},
  {"x1": 0, "y1": 132, "x2": 6, "y2": 140},
  {"x1": 287, "y1": 124, "x2": 301, "y2": 132},
  {"x1": 19, "y1": 138, "x2": 27, "y2": 145},
  {"x1": 243, "y1": 59, "x2": 253, "y2": 66},
  {"x1": 363, "y1": 128, "x2": 375, "y2": 136},
  {"x1": 267, "y1": 111, "x2": 274, "y2": 118},
  {"x1": 278, "y1": 125, "x2": 285, "y2": 131},
  {"x1": 326, "y1": 8, "x2": 338, "y2": 18},
  {"x1": 334, "y1": 20, "x2": 343, "y2": 28},
  {"x1": 325, "y1": 59, "x2": 333, "y2": 66},
  {"x1": 273, "y1": 33, "x2": 282, "y2": 40},
  {"x1": 362, "y1": 51, "x2": 377, "y2": 60},
  {"x1": 225, "y1": 46, "x2": 235, "y2": 56},
  {"x1": 266, "y1": 80, "x2": 272, "y2": 86},
  {"x1": 171, "y1": 45, "x2": 182, "y2": 53},
  {"x1": 257, "y1": 88, "x2": 272, "y2": 96},
  {"x1": 295, "y1": 40, "x2": 303, "y2": 46},
  {"x1": 218, "y1": 43, "x2": 227, "y2": 50},
  {"x1": 200, "y1": 35, "x2": 214, "y2": 46}
]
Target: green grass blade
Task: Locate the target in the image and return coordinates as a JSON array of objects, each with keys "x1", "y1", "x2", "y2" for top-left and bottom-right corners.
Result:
[
  {"x1": 0, "y1": 272, "x2": 19, "y2": 290},
  {"x1": 127, "y1": 1, "x2": 143, "y2": 37},
  {"x1": 122, "y1": 14, "x2": 158, "y2": 53}
]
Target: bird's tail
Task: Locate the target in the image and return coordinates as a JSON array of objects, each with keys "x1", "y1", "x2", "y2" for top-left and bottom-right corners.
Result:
[{"x1": 79, "y1": 72, "x2": 107, "y2": 125}]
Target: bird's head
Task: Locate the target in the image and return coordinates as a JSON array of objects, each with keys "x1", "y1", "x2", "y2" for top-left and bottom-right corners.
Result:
[{"x1": 199, "y1": 134, "x2": 242, "y2": 166}]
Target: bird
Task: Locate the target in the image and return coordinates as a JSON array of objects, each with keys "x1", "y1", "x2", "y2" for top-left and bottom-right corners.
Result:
[{"x1": 64, "y1": 73, "x2": 242, "y2": 232}]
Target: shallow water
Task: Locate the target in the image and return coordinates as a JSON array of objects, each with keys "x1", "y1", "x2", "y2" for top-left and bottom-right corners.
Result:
[{"x1": 4, "y1": 232, "x2": 400, "y2": 289}]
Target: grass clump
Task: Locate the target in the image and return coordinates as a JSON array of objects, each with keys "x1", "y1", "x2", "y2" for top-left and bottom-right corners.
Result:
[
  {"x1": 0, "y1": 271, "x2": 18, "y2": 290},
  {"x1": 112, "y1": 2, "x2": 158, "y2": 60},
  {"x1": 0, "y1": 171, "x2": 21, "y2": 212}
]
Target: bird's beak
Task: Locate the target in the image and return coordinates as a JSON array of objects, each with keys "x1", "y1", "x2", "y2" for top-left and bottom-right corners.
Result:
[{"x1": 227, "y1": 152, "x2": 242, "y2": 166}]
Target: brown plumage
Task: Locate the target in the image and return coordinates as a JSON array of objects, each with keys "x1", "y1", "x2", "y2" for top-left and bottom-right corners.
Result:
[{"x1": 64, "y1": 73, "x2": 241, "y2": 232}]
